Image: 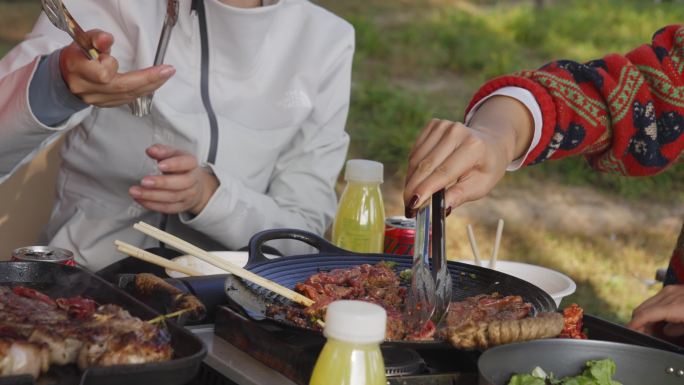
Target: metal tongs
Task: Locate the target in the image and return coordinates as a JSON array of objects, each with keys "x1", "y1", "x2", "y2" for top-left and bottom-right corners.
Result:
[
  {"x1": 41, "y1": 0, "x2": 99, "y2": 60},
  {"x1": 129, "y1": 0, "x2": 179, "y2": 117},
  {"x1": 406, "y1": 189, "x2": 452, "y2": 330}
]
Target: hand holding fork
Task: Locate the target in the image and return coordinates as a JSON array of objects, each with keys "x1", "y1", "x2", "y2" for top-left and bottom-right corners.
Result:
[
  {"x1": 41, "y1": 0, "x2": 99, "y2": 60},
  {"x1": 41, "y1": 0, "x2": 176, "y2": 113}
]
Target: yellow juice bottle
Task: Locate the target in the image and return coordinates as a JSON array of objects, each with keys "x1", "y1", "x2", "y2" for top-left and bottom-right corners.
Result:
[
  {"x1": 309, "y1": 300, "x2": 387, "y2": 385},
  {"x1": 332, "y1": 159, "x2": 385, "y2": 253}
]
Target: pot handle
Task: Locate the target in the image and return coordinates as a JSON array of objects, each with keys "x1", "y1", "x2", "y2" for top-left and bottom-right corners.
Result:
[{"x1": 247, "y1": 228, "x2": 358, "y2": 265}]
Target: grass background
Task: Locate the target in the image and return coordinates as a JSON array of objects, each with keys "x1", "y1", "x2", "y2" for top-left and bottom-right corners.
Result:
[
  {"x1": 316, "y1": 0, "x2": 684, "y2": 201},
  {"x1": 1, "y1": 0, "x2": 683, "y2": 323}
]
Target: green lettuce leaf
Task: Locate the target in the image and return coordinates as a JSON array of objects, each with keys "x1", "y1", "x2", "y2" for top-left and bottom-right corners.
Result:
[
  {"x1": 507, "y1": 358, "x2": 622, "y2": 385},
  {"x1": 584, "y1": 359, "x2": 621, "y2": 385},
  {"x1": 508, "y1": 374, "x2": 547, "y2": 385}
]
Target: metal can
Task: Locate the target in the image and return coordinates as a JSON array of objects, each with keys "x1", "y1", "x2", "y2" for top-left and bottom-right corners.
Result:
[
  {"x1": 384, "y1": 216, "x2": 416, "y2": 255},
  {"x1": 11, "y1": 246, "x2": 76, "y2": 266}
]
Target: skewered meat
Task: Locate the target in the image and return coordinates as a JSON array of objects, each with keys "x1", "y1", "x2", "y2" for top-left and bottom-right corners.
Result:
[
  {"x1": 0, "y1": 285, "x2": 172, "y2": 378},
  {"x1": 132, "y1": 273, "x2": 206, "y2": 321}
]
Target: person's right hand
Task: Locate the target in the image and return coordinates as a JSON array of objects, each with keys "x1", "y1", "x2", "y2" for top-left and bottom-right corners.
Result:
[
  {"x1": 59, "y1": 29, "x2": 175, "y2": 107},
  {"x1": 627, "y1": 284, "x2": 684, "y2": 338},
  {"x1": 403, "y1": 96, "x2": 534, "y2": 217}
]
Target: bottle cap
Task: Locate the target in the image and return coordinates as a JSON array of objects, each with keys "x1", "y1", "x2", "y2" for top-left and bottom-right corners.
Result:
[
  {"x1": 344, "y1": 159, "x2": 384, "y2": 183},
  {"x1": 323, "y1": 300, "x2": 387, "y2": 343}
]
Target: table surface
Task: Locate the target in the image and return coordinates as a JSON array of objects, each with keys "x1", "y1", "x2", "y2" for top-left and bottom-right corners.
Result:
[
  {"x1": 189, "y1": 325, "x2": 480, "y2": 385},
  {"x1": 190, "y1": 325, "x2": 299, "y2": 385}
]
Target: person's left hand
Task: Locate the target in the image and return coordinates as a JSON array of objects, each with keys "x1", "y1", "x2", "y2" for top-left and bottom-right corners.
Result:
[
  {"x1": 627, "y1": 284, "x2": 684, "y2": 337},
  {"x1": 129, "y1": 144, "x2": 219, "y2": 215}
]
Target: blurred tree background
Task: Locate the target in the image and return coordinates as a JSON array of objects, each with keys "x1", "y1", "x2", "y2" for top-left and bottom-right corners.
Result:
[{"x1": 1, "y1": 0, "x2": 683, "y2": 323}]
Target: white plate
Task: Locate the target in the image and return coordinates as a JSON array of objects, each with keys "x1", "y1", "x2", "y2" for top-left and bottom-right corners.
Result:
[
  {"x1": 166, "y1": 251, "x2": 277, "y2": 278},
  {"x1": 457, "y1": 259, "x2": 576, "y2": 307}
]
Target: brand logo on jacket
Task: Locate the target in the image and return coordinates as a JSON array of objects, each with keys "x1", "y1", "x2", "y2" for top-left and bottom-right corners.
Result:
[{"x1": 276, "y1": 90, "x2": 312, "y2": 109}]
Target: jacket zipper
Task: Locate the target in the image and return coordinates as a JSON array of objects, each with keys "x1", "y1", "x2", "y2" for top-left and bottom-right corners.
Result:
[
  {"x1": 160, "y1": 0, "x2": 219, "y2": 247},
  {"x1": 191, "y1": 0, "x2": 219, "y2": 164}
]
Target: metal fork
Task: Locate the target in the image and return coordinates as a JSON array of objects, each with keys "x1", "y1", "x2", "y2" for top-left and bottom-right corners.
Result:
[
  {"x1": 405, "y1": 198, "x2": 436, "y2": 331},
  {"x1": 431, "y1": 189, "x2": 452, "y2": 326},
  {"x1": 129, "y1": 0, "x2": 179, "y2": 117},
  {"x1": 41, "y1": 0, "x2": 99, "y2": 60}
]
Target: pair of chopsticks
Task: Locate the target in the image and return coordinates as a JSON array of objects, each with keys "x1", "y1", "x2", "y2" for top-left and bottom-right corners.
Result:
[
  {"x1": 466, "y1": 219, "x2": 504, "y2": 269},
  {"x1": 114, "y1": 222, "x2": 314, "y2": 308}
]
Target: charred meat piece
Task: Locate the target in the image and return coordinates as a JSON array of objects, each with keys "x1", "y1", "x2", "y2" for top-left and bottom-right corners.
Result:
[
  {"x1": 132, "y1": 273, "x2": 206, "y2": 322},
  {"x1": 272, "y1": 262, "x2": 410, "y2": 339},
  {"x1": 29, "y1": 329, "x2": 83, "y2": 366},
  {"x1": 0, "y1": 338, "x2": 50, "y2": 378},
  {"x1": 445, "y1": 293, "x2": 532, "y2": 331},
  {"x1": 77, "y1": 305, "x2": 172, "y2": 370},
  {"x1": 0, "y1": 286, "x2": 173, "y2": 378}
]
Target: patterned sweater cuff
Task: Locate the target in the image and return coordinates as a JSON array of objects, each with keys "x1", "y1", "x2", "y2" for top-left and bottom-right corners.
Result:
[{"x1": 465, "y1": 75, "x2": 558, "y2": 166}]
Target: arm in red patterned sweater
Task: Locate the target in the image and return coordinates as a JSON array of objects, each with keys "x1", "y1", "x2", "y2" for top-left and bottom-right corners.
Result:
[
  {"x1": 403, "y1": 25, "x2": 684, "y2": 341},
  {"x1": 405, "y1": 24, "x2": 684, "y2": 211}
]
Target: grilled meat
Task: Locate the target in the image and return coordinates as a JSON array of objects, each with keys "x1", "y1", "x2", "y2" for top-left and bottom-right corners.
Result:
[
  {"x1": 269, "y1": 262, "x2": 412, "y2": 339},
  {"x1": 76, "y1": 304, "x2": 172, "y2": 370},
  {"x1": 0, "y1": 285, "x2": 172, "y2": 378},
  {"x1": 132, "y1": 273, "x2": 206, "y2": 322},
  {"x1": 0, "y1": 339, "x2": 50, "y2": 378},
  {"x1": 444, "y1": 311, "x2": 564, "y2": 349},
  {"x1": 445, "y1": 293, "x2": 533, "y2": 331},
  {"x1": 440, "y1": 293, "x2": 560, "y2": 349},
  {"x1": 269, "y1": 263, "x2": 547, "y2": 345}
]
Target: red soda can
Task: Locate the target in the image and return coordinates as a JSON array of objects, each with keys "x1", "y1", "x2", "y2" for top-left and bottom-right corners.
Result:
[
  {"x1": 11, "y1": 246, "x2": 76, "y2": 266},
  {"x1": 384, "y1": 216, "x2": 416, "y2": 255}
]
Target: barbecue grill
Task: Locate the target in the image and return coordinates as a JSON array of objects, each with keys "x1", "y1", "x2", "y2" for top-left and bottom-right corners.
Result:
[
  {"x1": 0, "y1": 262, "x2": 206, "y2": 385},
  {"x1": 172, "y1": 229, "x2": 684, "y2": 385},
  {"x1": 192, "y1": 306, "x2": 684, "y2": 385}
]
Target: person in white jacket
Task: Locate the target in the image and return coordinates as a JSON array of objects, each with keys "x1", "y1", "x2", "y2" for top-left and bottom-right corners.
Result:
[{"x1": 0, "y1": 0, "x2": 354, "y2": 271}]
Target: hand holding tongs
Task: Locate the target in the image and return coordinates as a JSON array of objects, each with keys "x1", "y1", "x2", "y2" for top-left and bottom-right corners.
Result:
[
  {"x1": 405, "y1": 189, "x2": 452, "y2": 329},
  {"x1": 129, "y1": 0, "x2": 179, "y2": 117},
  {"x1": 41, "y1": 0, "x2": 99, "y2": 60}
]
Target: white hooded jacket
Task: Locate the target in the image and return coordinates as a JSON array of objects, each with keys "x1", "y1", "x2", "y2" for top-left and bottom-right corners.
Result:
[{"x1": 0, "y1": 0, "x2": 354, "y2": 270}]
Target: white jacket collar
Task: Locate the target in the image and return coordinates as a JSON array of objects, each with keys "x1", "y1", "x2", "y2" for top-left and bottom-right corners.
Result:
[{"x1": 204, "y1": 0, "x2": 282, "y2": 76}]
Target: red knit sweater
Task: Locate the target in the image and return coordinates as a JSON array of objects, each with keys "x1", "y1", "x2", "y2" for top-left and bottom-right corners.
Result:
[{"x1": 466, "y1": 25, "x2": 684, "y2": 285}]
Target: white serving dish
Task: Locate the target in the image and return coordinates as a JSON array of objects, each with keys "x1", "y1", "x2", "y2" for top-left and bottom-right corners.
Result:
[
  {"x1": 166, "y1": 251, "x2": 277, "y2": 278},
  {"x1": 457, "y1": 259, "x2": 576, "y2": 308}
]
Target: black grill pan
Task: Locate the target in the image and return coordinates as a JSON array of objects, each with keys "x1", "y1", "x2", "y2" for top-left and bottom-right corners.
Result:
[
  {"x1": 223, "y1": 228, "x2": 557, "y2": 348},
  {"x1": 0, "y1": 261, "x2": 206, "y2": 385}
]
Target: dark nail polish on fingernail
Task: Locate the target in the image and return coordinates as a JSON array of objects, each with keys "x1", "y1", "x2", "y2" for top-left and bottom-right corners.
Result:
[
  {"x1": 445, "y1": 206, "x2": 452, "y2": 217},
  {"x1": 408, "y1": 194, "x2": 420, "y2": 209},
  {"x1": 404, "y1": 207, "x2": 416, "y2": 219}
]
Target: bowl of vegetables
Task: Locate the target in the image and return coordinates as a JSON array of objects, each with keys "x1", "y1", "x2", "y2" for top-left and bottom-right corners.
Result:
[{"x1": 477, "y1": 339, "x2": 684, "y2": 385}]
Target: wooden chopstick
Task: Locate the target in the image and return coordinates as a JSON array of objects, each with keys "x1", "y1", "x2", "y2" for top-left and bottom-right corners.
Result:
[
  {"x1": 115, "y1": 240, "x2": 203, "y2": 277},
  {"x1": 466, "y1": 224, "x2": 482, "y2": 266},
  {"x1": 489, "y1": 219, "x2": 504, "y2": 269},
  {"x1": 132, "y1": 222, "x2": 315, "y2": 307}
]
